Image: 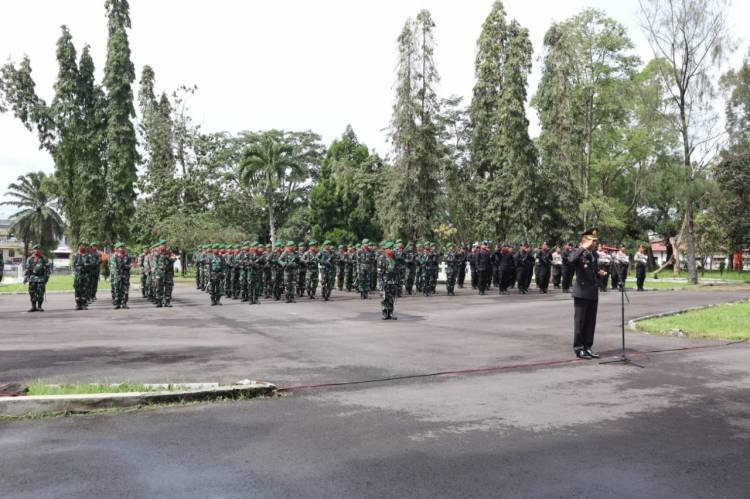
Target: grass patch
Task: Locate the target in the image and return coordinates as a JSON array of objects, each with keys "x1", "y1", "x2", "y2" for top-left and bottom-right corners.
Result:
[
  {"x1": 636, "y1": 301, "x2": 750, "y2": 341},
  {"x1": 26, "y1": 382, "x2": 185, "y2": 396},
  {"x1": 0, "y1": 274, "x2": 111, "y2": 293},
  {"x1": 652, "y1": 270, "x2": 750, "y2": 282}
]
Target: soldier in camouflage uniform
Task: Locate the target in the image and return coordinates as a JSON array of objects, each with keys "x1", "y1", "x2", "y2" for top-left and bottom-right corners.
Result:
[
  {"x1": 87, "y1": 243, "x2": 101, "y2": 304},
  {"x1": 303, "y1": 240, "x2": 320, "y2": 299},
  {"x1": 208, "y1": 244, "x2": 225, "y2": 305},
  {"x1": 249, "y1": 243, "x2": 264, "y2": 304},
  {"x1": 318, "y1": 240, "x2": 337, "y2": 301},
  {"x1": 73, "y1": 242, "x2": 93, "y2": 310},
  {"x1": 279, "y1": 241, "x2": 300, "y2": 303},
  {"x1": 356, "y1": 239, "x2": 374, "y2": 299},
  {"x1": 345, "y1": 245, "x2": 356, "y2": 292},
  {"x1": 239, "y1": 243, "x2": 251, "y2": 302},
  {"x1": 263, "y1": 244, "x2": 273, "y2": 298},
  {"x1": 379, "y1": 242, "x2": 399, "y2": 320},
  {"x1": 336, "y1": 245, "x2": 346, "y2": 291},
  {"x1": 403, "y1": 241, "x2": 417, "y2": 295},
  {"x1": 443, "y1": 243, "x2": 458, "y2": 296},
  {"x1": 271, "y1": 242, "x2": 284, "y2": 301},
  {"x1": 111, "y1": 242, "x2": 132, "y2": 309},
  {"x1": 296, "y1": 242, "x2": 307, "y2": 297},
  {"x1": 24, "y1": 243, "x2": 50, "y2": 312}
]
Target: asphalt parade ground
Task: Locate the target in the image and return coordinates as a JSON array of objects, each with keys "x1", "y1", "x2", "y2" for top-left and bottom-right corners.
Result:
[{"x1": 0, "y1": 284, "x2": 749, "y2": 498}]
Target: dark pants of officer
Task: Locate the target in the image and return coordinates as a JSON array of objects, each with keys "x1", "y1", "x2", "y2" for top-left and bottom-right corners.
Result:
[
  {"x1": 561, "y1": 266, "x2": 573, "y2": 291},
  {"x1": 552, "y1": 265, "x2": 562, "y2": 288},
  {"x1": 457, "y1": 264, "x2": 466, "y2": 288},
  {"x1": 636, "y1": 263, "x2": 646, "y2": 290},
  {"x1": 599, "y1": 269, "x2": 610, "y2": 291},
  {"x1": 470, "y1": 267, "x2": 478, "y2": 289},
  {"x1": 477, "y1": 268, "x2": 489, "y2": 294},
  {"x1": 498, "y1": 267, "x2": 513, "y2": 293},
  {"x1": 573, "y1": 297, "x2": 598, "y2": 352},
  {"x1": 611, "y1": 264, "x2": 628, "y2": 289}
]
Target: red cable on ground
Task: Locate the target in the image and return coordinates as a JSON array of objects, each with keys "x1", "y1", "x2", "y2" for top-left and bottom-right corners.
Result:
[{"x1": 277, "y1": 339, "x2": 748, "y2": 393}]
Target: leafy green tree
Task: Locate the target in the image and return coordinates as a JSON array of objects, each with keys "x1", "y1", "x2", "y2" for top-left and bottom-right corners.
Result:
[
  {"x1": 2, "y1": 172, "x2": 64, "y2": 260},
  {"x1": 382, "y1": 10, "x2": 443, "y2": 240},
  {"x1": 716, "y1": 49, "x2": 750, "y2": 252},
  {"x1": 309, "y1": 125, "x2": 380, "y2": 243},
  {"x1": 639, "y1": 0, "x2": 735, "y2": 283},
  {"x1": 532, "y1": 9, "x2": 639, "y2": 236},
  {"x1": 103, "y1": 0, "x2": 138, "y2": 242},
  {"x1": 239, "y1": 132, "x2": 301, "y2": 244}
]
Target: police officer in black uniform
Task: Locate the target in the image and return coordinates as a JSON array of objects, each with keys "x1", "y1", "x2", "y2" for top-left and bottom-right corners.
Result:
[
  {"x1": 570, "y1": 228, "x2": 607, "y2": 359},
  {"x1": 476, "y1": 242, "x2": 491, "y2": 295}
]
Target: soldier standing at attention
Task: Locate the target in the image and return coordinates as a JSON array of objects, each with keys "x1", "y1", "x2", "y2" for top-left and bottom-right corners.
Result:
[
  {"x1": 336, "y1": 245, "x2": 346, "y2": 291},
  {"x1": 457, "y1": 245, "x2": 468, "y2": 289},
  {"x1": 357, "y1": 239, "x2": 373, "y2": 299},
  {"x1": 534, "y1": 242, "x2": 552, "y2": 294},
  {"x1": 561, "y1": 242, "x2": 574, "y2": 293},
  {"x1": 551, "y1": 245, "x2": 563, "y2": 289},
  {"x1": 296, "y1": 242, "x2": 307, "y2": 298},
  {"x1": 491, "y1": 243, "x2": 502, "y2": 290},
  {"x1": 73, "y1": 242, "x2": 90, "y2": 310},
  {"x1": 111, "y1": 242, "x2": 132, "y2": 309},
  {"x1": 304, "y1": 240, "x2": 320, "y2": 299},
  {"x1": 272, "y1": 242, "x2": 285, "y2": 301},
  {"x1": 403, "y1": 241, "x2": 417, "y2": 295},
  {"x1": 280, "y1": 241, "x2": 300, "y2": 303},
  {"x1": 318, "y1": 240, "x2": 336, "y2": 301},
  {"x1": 379, "y1": 242, "x2": 399, "y2": 320},
  {"x1": 514, "y1": 242, "x2": 534, "y2": 294},
  {"x1": 208, "y1": 244, "x2": 225, "y2": 306},
  {"x1": 394, "y1": 240, "x2": 405, "y2": 297},
  {"x1": 498, "y1": 242, "x2": 515, "y2": 295},
  {"x1": 345, "y1": 245, "x2": 356, "y2": 292},
  {"x1": 25, "y1": 243, "x2": 50, "y2": 312},
  {"x1": 89, "y1": 242, "x2": 101, "y2": 303},
  {"x1": 443, "y1": 243, "x2": 458, "y2": 296},
  {"x1": 239, "y1": 243, "x2": 250, "y2": 302},
  {"x1": 476, "y1": 242, "x2": 491, "y2": 295},
  {"x1": 570, "y1": 228, "x2": 605, "y2": 360},
  {"x1": 469, "y1": 243, "x2": 479, "y2": 289},
  {"x1": 635, "y1": 244, "x2": 648, "y2": 291}
]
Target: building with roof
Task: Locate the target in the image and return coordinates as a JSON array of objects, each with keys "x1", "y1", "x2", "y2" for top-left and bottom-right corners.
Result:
[{"x1": 0, "y1": 218, "x2": 25, "y2": 265}]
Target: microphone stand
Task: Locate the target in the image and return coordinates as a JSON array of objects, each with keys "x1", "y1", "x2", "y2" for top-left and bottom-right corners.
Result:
[{"x1": 600, "y1": 259, "x2": 644, "y2": 368}]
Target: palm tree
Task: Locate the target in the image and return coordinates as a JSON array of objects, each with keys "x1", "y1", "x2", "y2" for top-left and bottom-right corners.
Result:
[
  {"x1": 239, "y1": 133, "x2": 301, "y2": 244},
  {"x1": 2, "y1": 171, "x2": 65, "y2": 261}
]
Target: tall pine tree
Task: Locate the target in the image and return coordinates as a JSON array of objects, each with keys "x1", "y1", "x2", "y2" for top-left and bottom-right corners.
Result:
[
  {"x1": 382, "y1": 10, "x2": 443, "y2": 241},
  {"x1": 103, "y1": 0, "x2": 138, "y2": 241}
]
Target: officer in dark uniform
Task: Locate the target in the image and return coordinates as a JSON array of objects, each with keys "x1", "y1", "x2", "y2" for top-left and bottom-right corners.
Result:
[
  {"x1": 534, "y1": 242, "x2": 552, "y2": 293},
  {"x1": 469, "y1": 243, "x2": 479, "y2": 289},
  {"x1": 570, "y1": 228, "x2": 607, "y2": 359},
  {"x1": 514, "y1": 242, "x2": 534, "y2": 294},
  {"x1": 561, "y1": 242, "x2": 574, "y2": 292},
  {"x1": 497, "y1": 242, "x2": 515, "y2": 295},
  {"x1": 476, "y1": 242, "x2": 491, "y2": 295},
  {"x1": 457, "y1": 245, "x2": 468, "y2": 288}
]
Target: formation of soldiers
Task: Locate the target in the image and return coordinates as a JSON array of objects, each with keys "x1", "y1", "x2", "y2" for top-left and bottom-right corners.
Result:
[{"x1": 137, "y1": 240, "x2": 178, "y2": 308}]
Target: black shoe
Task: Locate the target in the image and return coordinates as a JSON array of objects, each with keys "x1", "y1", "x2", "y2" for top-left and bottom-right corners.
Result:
[
  {"x1": 166, "y1": 303, "x2": 172, "y2": 308},
  {"x1": 76, "y1": 305, "x2": 83, "y2": 310},
  {"x1": 156, "y1": 303, "x2": 162, "y2": 308},
  {"x1": 27, "y1": 308, "x2": 37, "y2": 313},
  {"x1": 211, "y1": 302, "x2": 217, "y2": 306},
  {"x1": 576, "y1": 350, "x2": 592, "y2": 360},
  {"x1": 122, "y1": 304, "x2": 129, "y2": 309},
  {"x1": 586, "y1": 349, "x2": 600, "y2": 359},
  {"x1": 115, "y1": 305, "x2": 121, "y2": 309}
]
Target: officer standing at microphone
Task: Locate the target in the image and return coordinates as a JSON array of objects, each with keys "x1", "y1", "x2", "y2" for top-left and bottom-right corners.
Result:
[{"x1": 570, "y1": 228, "x2": 607, "y2": 360}]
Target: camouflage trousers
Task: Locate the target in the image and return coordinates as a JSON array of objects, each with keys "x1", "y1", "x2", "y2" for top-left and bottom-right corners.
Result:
[
  {"x1": 273, "y1": 269, "x2": 284, "y2": 301},
  {"x1": 209, "y1": 274, "x2": 223, "y2": 304},
  {"x1": 248, "y1": 270, "x2": 262, "y2": 304},
  {"x1": 445, "y1": 270, "x2": 456, "y2": 294},
  {"x1": 29, "y1": 281, "x2": 46, "y2": 306},
  {"x1": 321, "y1": 269, "x2": 335, "y2": 301},
  {"x1": 74, "y1": 274, "x2": 89, "y2": 307},
  {"x1": 113, "y1": 274, "x2": 130, "y2": 306},
  {"x1": 357, "y1": 269, "x2": 370, "y2": 298},
  {"x1": 405, "y1": 265, "x2": 416, "y2": 294},
  {"x1": 285, "y1": 271, "x2": 297, "y2": 302},
  {"x1": 380, "y1": 282, "x2": 397, "y2": 317},
  {"x1": 306, "y1": 269, "x2": 319, "y2": 298}
]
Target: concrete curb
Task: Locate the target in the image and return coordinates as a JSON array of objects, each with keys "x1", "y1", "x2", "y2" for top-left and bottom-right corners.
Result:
[
  {"x1": 627, "y1": 299, "x2": 750, "y2": 332},
  {"x1": 0, "y1": 381, "x2": 276, "y2": 418}
]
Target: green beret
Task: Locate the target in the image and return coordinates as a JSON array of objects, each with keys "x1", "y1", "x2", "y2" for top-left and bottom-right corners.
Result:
[
  {"x1": 308, "y1": 239, "x2": 317, "y2": 246},
  {"x1": 158, "y1": 239, "x2": 167, "y2": 245},
  {"x1": 395, "y1": 239, "x2": 403, "y2": 244},
  {"x1": 446, "y1": 243, "x2": 453, "y2": 248},
  {"x1": 361, "y1": 238, "x2": 370, "y2": 244},
  {"x1": 31, "y1": 243, "x2": 41, "y2": 249},
  {"x1": 323, "y1": 240, "x2": 331, "y2": 245},
  {"x1": 114, "y1": 242, "x2": 123, "y2": 249},
  {"x1": 355, "y1": 243, "x2": 361, "y2": 249},
  {"x1": 338, "y1": 245, "x2": 345, "y2": 250},
  {"x1": 286, "y1": 240, "x2": 295, "y2": 247},
  {"x1": 384, "y1": 241, "x2": 394, "y2": 249}
]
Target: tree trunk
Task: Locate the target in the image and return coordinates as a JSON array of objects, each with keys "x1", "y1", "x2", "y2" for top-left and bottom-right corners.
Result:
[
  {"x1": 268, "y1": 198, "x2": 276, "y2": 246},
  {"x1": 685, "y1": 195, "x2": 698, "y2": 284}
]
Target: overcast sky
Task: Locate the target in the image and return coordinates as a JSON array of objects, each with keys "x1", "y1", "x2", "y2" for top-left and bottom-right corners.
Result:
[{"x1": 1, "y1": 0, "x2": 748, "y2": 218}]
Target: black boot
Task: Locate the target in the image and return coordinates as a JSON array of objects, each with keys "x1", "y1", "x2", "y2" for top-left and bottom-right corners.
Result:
[
  {"x1": 28, "y1": 302, "x2": 37, "y2": 313},
  {"x1": 36, "y1": 301, "x2": 44, "y2": 312}
]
